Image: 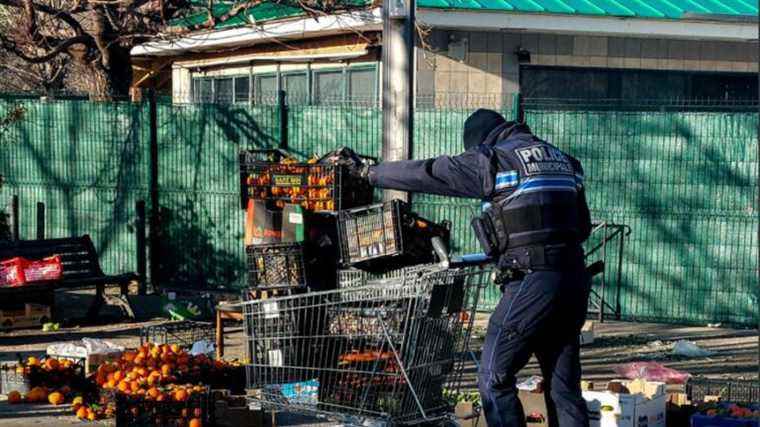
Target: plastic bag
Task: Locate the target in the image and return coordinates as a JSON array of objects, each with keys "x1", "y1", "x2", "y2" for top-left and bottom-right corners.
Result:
[
  {"x1": 517, "y1": 375, "x2": 544, "y2": 392},
  {"x1": 672, "y1": 340, "x2": 713, "y2": 357},
  {"x1": 24, "y1": 255, "x2": 63, "y2": 282},
  {"x1": 613, "y1": 361, "x2": 690, "y2": 384},
  {"x1": 0, "y1": 257, "x2": 27, "y2": 287},
  {"x1": 189, "y1": 340, "x2": 215, "y2": 356}
]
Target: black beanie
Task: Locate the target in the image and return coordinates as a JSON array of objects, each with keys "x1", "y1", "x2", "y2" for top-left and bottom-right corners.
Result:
[{"x1": 463, "y1": 109, "x2": 507, "y2": 150}]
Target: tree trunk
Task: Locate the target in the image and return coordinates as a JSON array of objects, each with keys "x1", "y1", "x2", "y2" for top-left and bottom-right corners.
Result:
[{"x1": 85, "y1": 44, "x2": 133, "y2": 100}]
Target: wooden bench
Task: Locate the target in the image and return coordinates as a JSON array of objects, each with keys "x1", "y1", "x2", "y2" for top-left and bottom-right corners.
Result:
[{"x1": 0, "y1": 235, "x2": 137, "y2": 321}]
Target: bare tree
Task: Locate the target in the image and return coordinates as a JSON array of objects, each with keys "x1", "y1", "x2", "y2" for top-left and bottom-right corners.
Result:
[{"x1": 0, "y1": 0, "x2": 372, "y2": 98}]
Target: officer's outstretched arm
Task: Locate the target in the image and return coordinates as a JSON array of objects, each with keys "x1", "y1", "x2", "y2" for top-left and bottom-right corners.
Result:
[{"x1": 368, "y1": 150, "x2": 491, "y2": 199}]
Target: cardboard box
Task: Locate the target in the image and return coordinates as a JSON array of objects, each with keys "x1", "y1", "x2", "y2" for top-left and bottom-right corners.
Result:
[{"x1": 584, "y1": 380, "x2": 667, "y2": 427}]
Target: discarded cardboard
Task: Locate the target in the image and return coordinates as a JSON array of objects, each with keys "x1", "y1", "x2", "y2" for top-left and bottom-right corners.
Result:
[{"x1": 584, "y1": 379, "x2": 667, "y2": 427}]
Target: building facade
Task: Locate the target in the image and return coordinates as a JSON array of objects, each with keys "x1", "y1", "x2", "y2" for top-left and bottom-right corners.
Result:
[{"x1": 131, "y1": 2, "x2": 758, "y2": 106}]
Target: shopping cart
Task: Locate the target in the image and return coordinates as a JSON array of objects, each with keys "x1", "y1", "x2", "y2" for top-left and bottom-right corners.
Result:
[{"x1": 240, "y1": 255, "x2": 491, "y2": 426}]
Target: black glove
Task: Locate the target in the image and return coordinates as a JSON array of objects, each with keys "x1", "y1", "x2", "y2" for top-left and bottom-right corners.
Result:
[{"x1": 320, "y1": 147, "x2": 368, "y2": 180}]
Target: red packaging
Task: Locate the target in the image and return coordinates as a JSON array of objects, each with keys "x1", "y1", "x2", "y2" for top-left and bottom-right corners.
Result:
[
  {"x1": 24, "y1": 255, "x2": 63, "y2": 283},
  {"x1": 0, "y1": 257, "x2": 27, "y2": 287}
]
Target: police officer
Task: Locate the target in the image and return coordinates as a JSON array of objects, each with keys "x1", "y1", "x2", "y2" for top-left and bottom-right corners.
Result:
[{"x1": 358, "y1": 109, "x2": 592, "y2": 427}]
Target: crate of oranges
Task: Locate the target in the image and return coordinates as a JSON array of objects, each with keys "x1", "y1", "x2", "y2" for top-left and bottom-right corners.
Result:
[
  {"x1": 0, "y1": 356, "x2": 84, "y2": 395},
  {"x1": 114, "y1": 383, "x2": 210, "y2": 427},
  {"x1": 240, "y1": 149, "x2": 374, "y2": 212}
]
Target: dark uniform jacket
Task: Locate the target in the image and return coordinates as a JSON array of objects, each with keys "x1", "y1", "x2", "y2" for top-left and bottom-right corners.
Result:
[{"x1": 368, "y1": 122, "x2": 592, "y2": 270}]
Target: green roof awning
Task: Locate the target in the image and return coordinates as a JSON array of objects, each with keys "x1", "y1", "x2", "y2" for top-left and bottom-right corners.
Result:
[
  {"x1": 173, "y1": 0, "x2": 372, "y2": 30},
  {"x1": 416, "y1": 0, "x2": 758, "y2": 19},
  {"x1": 173, "y1": 0, "x2": 756, "y2": 32}
]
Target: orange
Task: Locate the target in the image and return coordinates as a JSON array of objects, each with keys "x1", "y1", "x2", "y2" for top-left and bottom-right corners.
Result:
[
  {"x1": 129, "y1": 381, "x2": 140, "y2": 393},
  {"x1": 113, "y1": 370, "x2": 123, "y2": 381},
  {"x1": 86, "y1": 409, "x2": 96, "y2": 421},
  {"x1": 60, "y1": 359, "x2": 72, "y2": 370},
  {"x1": 161, "y1": 364, "x2": 172, "y2": 376},
  {"x1": 44, "y1": 359, "x2": 59, "y2": 371},
  {"x1": 106, "y1": 379, "x2": 117, "y2": 389},
  {"x1": 48, "y1": 391, "x2": 65, "y2": 405},
  {"x1": 147, "y1": 387, "x2": 160, "y2": 399},
  {"x1": 133, "y1": 356, "x2": 145, "y2": 366},
  {"x1": 122, "y1": 351, "x2": 136, "y2": 363},
  {"x1": 76, "y1": 407, "x2": 88, "y2": 419},
  {"x1": 117, "y1": 381, "x2": 129, "y2": 392},
  {"x1": 173, "y1": 389, "x2": 188, "y2": 402},
  {"x1": 26, "y1": 356, "x2": 40, "y2": 367},
  {"x1": 170, "y1": 344, "x2": 180, "y2": 354},
  {"x1": 7, "y1": 390, "x2": 22, "y2": 404},
  {"x1": 137, "y1": 367, "x2": 147, "y2": 377},
  {"x1": 189, "y1": 418, "x2": 203, "y2": 427}
]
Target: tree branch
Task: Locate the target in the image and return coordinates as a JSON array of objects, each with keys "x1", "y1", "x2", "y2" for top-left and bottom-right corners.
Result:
[
  {"x1": 0, "y1": 0, "x2": 86, "y2": 35},
  {"x1": 0, "y1": 34, "x2": 91, "y2": 63}
]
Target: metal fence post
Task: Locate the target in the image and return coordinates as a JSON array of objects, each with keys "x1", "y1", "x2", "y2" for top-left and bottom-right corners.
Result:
[
  {"x1": 512, "y1": 93, "x2": 523, "y2": 122},
  {"x1": 36, "y1": 202, "x2": 44, "y2": 240},
  {"x1": 10, "y1": 194, "x2": 19, "y2": 241},
  {"x1": 148, "y1": 89, "x2": 160, "y2": 292},
  {"x1": 278, "y1": 90, "x2": 288, "y2": 150},
  {"x1": 136, "y1": 200, "x2": 147, "y2": 295}
]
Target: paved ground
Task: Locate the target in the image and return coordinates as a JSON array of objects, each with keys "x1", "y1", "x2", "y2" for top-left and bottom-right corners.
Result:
[{"x1": 0, "y1": 291, "x2": 756, "y2": 426}]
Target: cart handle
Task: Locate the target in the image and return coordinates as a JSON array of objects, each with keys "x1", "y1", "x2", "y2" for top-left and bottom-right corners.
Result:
[{"x1": 450, "y1": 252, "x2": 492, "y2": 268}]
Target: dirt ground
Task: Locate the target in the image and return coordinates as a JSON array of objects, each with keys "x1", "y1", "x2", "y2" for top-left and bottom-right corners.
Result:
[{"x1": 0, "y1": 291, "x2": 757, "y2": 426}]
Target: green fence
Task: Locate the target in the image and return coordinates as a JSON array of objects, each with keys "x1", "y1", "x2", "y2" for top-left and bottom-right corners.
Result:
[
  {"x1": 0, "y1": 94, "x2": 756, "y2": 326},
  {"x1": 524, "y1": 102, "x2": 758, "y2": 326},
  {"x1": 0, "y1": 98, "x2": 150, "y2": 276}
]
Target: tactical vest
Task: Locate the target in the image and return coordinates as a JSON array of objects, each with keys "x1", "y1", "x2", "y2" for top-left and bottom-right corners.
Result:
[{"x1": 471, "y1": 131, "x2": 585, "y2": 263}]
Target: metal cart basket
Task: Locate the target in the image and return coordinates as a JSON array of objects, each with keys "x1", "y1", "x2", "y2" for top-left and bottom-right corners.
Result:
[{"x1": 242, "y1": 264, "x2": 489, "y2": 425}]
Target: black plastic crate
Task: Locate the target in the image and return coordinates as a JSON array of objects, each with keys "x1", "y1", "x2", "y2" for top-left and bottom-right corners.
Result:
[
  {"x1": 246, "y1": 243, "x2": 307, "y2": 289},
  {"x1": 115, "y1": 386, "x2": 212, "y2": 427},
  {"x1": 337, "y1": 200, "x2": 450, "y2": 271},
  {"x1": 239, "y1": 157, "x2": 373, "y2": 212},
  {"x1": 0, "y1": 359, "x2": 86, "y2": 395},
  {"x1": 140, "y1": 321, "x2": 215, "y2": 349},
  {"x1": 239, "y1": 149, "x2": 286, "y2": 209},
  {"x1": 686, "y1": 377, "x2": 759, "y2": 404}
]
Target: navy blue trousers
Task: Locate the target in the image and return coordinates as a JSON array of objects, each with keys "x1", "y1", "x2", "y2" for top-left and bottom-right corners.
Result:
[{"x1": 478, "y1": 265, "x2": 591, "y2": 427}]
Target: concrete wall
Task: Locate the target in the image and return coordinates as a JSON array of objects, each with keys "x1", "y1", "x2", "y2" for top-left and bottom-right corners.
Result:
[{"x1": 417, "y1": 30, "x2": 759, "y2": 108}]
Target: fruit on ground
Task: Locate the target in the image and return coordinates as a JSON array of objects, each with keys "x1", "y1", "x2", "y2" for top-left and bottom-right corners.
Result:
[
  {"x1": 48, "y1": 391, "x2": 65, "y2": 405},
  {"x1": 7, "y1": 391, "x2": 22, "y2": 404},
  {"x1": 76, "y1": 407, "x2": 88, "y2": 419}
]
